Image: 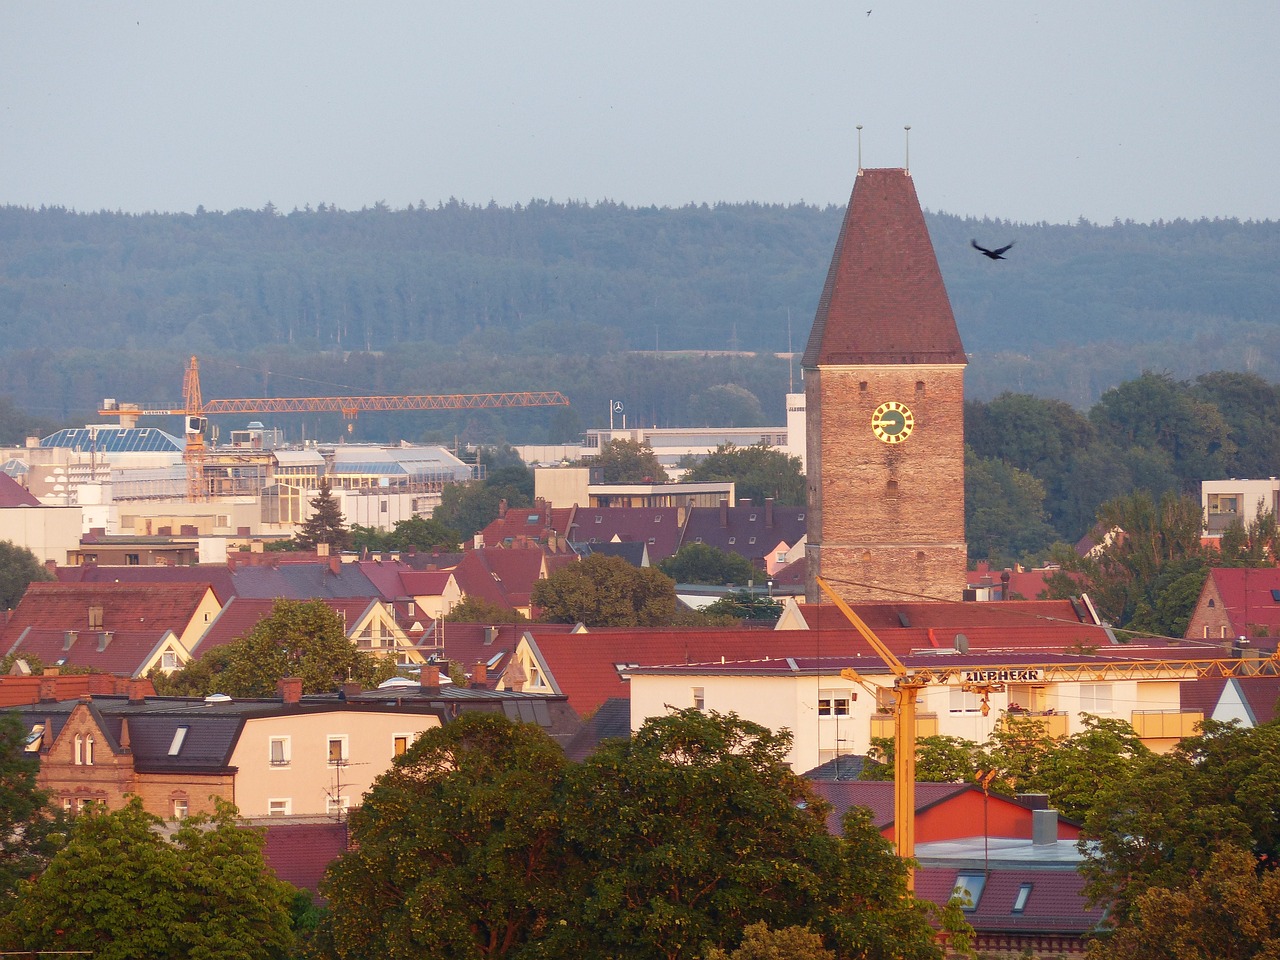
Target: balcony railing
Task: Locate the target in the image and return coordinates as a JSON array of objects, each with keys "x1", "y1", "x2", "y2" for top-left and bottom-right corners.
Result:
[
  {"x1": 1002, "y1": 710, "x2": 1070, "y2": 739},
  {"x1": 870, "y1": 712, "x2": 939, "y2": 740},
  {"x1": 1131, "y1": 709, "x2": 1203, "y2": 739}
]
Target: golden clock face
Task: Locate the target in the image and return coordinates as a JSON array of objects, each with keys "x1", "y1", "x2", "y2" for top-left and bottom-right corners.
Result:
[{"x1": 871, "y1": 401, "x2": 915, "y2": 444}]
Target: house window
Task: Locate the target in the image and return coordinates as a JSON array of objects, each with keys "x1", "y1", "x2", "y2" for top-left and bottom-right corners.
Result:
[
  {"x1": 393, "y1": 735, "x2": 410, "y2": 757},
  {"x1": 728, "y1": 537, "x2": 736, "y2": 545},
  {"x1": 1012, "y1": 882, "x2": 1033, "y2": 913},
  {"x1": 748, "y1": 537, "x2": 756, "y2": 544},
  {"x1": 85, "y1": 735, "x2": 94, "y2": 765},
  {"x1": 951, "y1": 873, "x2": 986, "y2": 911},
  {"x1": 328, "y1": 736, "x2": 348, "y2": 765},
  {"x1": 380, "y1": 500, "x2": 389, "y2": 513},
  {"x1": 692, "y1": 687, "x2": 706, "y2": 711},
  {"x1": 74, "y1": 735, "x2": 83, "y2": 765},
  {"x1": 88, "y1": 605, "x2": 103, "y2": 629},
  {"x1": 168, "y1": 727, "x2": 188, "y2": 756},
  {"x1": 749, "y1": 514, "x2": 757, "y2": 522},
  {"x1": 268, "y1": 799, "x2": 291, "y2": 817},
  {"x1": 648, "y1": 537, "x2": 656, "y2": 545},
  {"x1": 161, "y1": 651, "x2": 179, "y2": 671},
  {"x1": 126, "y1": 553, "x2": 140, "y2": 565},
  {"x1": 1208, "y1": 493, "x2": 1239, "y2": 514},
  {"x1": 62, "y1": 797, "x2": 74, "y2": 812},
  {"x1": 327, "y1": 795, "x2": 350, "y2": 816},
  {"x1": 654, "y1": 515, "x2": 661, "y2": 523},
  {"x1": 1079, "y1": 683, "x2": 1113, "y2": 713},
  {"x1": 818, "y1": 691, "x2": 851, "y2": 717},
  {"x1": 269, "y1": 737, "x2": 291, "y2": 766},
  {"x1": 949, "y1": 688, "x2": 982, "y2": 714},
  {"x1": 171, "y1": 797, "x2": 189, "y2": 819}
]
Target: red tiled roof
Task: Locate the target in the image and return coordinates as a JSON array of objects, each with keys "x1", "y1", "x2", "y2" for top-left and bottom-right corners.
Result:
[
  {"x1": 0, "y1": 472, "x2": 42, "y2": 507},
  {"x1": 916, "y1": 868, "x2": 1104, "y2": 935},
  {"x1": 261, "y1": 821, "x2": 349, "y2": 895},
  {"x1": 478, "y1": 500, "x2": 575, "y2": 553},
  {"x1": 7, "y1": 626, "x2": 174, "y2": 677},
  {"x1": 2, "y1": 581, "x2": 215, "y2": 647},
  {"x1": 802, "y1": 168, "x2": 966, "y2": 368},
  {"x1": 1199, "y1": 567, "x2": 1280, "y2": 638},
  {"x1": 451, "y1": 547, "x2": 547, "y2": 611}
]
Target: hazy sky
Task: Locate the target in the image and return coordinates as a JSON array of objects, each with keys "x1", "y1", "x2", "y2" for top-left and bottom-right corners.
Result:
[{"x1": 3, "y1": 2, "x2": 1277, "y2": 224}]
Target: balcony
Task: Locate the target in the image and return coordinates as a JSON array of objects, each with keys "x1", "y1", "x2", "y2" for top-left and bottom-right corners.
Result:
[
  {"x1": 870, "y1": 712, "x2": 939, "y2": 740},
  {"x1": 1001, "y1": 710, "x2": 1070, "y2": 739},
  {"x1": 1131, "y1": 709, "x2": 1203, "y2": 740}
]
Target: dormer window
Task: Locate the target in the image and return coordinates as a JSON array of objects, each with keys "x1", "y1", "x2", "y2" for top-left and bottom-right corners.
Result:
[{"x1": 88, "y1": 606, "x2": 103, "y2": 629}]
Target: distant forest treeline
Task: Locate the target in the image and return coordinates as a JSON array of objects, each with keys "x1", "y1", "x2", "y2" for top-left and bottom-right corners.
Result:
[{"x1": 0, "y1": 199, "x2": 1278, "y2": 446}]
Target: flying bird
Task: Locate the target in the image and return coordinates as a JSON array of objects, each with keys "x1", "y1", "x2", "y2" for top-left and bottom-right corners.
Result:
[{"x1": 971, "y1": 239, "x2": 1015, "y2": 260}]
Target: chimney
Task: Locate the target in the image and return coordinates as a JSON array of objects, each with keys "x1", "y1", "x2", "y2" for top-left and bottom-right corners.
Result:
[
  {"x1": 277, "y1": 677, "x2": 303, "y2": 704},
  {"x1": 37, "y1": 675, "x2": 58, "y2": 703},
  {"x1": 1032, "y1": 808, "x2": 1059, "y2": 846},
  {"x1": 87, "y1": 674, "x2": 114, "y2": 694},
  {"x1": 720, "y1": 498, "x2": 729, "y2": 528},
  {"x1": 765, "y1": 497, "x2": 774, "y2": 529},
  {"x1": 342, "y1": 681, "x2": 362, "y2": 700},
  {"x1": 484, "y1": 625, "x2": 497, "y2": 645},
  {"x1": 421, "y1": 663, "x2": 441, "y2": 693},
  {"x1": 471, "y1": 662, "x2": 488, "y2": 688},
  {"x1": 40, "y1": 716, "x2": 52, "y2": 753},
  {"x1": 499, "y1": 498, "x2": 508, "y2": 519},
  {"x1": 128, "y1": 679, "x2": 149, "y2": 704},
  {"x1": 44, "y1": 559, "x2": 58, "y2": 577},
  {"x1": 329, "y1": 555, "x2": 341, "y2": 575}
]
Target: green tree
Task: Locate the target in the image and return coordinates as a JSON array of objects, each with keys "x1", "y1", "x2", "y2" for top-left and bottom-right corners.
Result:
[
  {"x1": 683, "y1": 443, "x2": 805, "y2": 507},
  {"x1": 0, "y1": 711, "x2": 64, "y2": 905},
  {"x1": 1080, "y1": 720, "x2": 1280, "y2": 924},
  {"x1": 433, "y1": 478, "x2": 531, "y2": 540},
  {"x1": 1091, "y1": 844, "x2": 1280, "y2": 960},
  {"x1": 0, "y1": 540, "x2": 54, "y2": 612},
  {"x1": 0, "y1": 796, "x2": 295, "y2": 960},
  {"x1": 660, "y1": 542, "x2": 757, "y2": 586},
  {"x1": 295, "y1": 478, "x2": 353, "y2": 551},
  {"x1": 700, "y1": 591, "x2": 784, "y2": 623},
  {"x1": 1192, "y1": 370, "x2": 1280, "y2": 480},
  {"x1": 587, "y1": 438, "x2": 669, "y2": 482},
  {"x1": 445, "y1": 594, "x2": 527, "y2": 623},
  {"x1": 964, "y1": 448, "x2": 1059, "y2": 565},
  {"x1": 158, "y1": 598, "x2": 397, "y2": 697},
  {"x1": 861, "y1": 734, "x2": 983, "y2": 785},
  {"x1": 532, "y1": 553, "x2": 680, "y2": 626},
  {"x1": 351, "y1": 515, "x2": 462, "y2": 553},
  {"x1": 321, "y1": 713, "x2": 574, "y2": 960},
  {"x1": 1027, "y1": 715, "x2": 1149, "y2": 823},
  {"x1": 703, "y1": 922, "x2": 833, "y2": 960},
  {"x1": 560, "y1": 709, "x2": 955, "y2": 960}
]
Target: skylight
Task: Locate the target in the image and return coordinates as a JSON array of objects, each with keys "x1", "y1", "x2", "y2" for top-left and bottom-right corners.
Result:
[
  {"x1": 168, "y1": 726, "x2": 188, "y2": 756},
  {"x1": 951, "y1": 873, "x2": 986, "y2": 912}
]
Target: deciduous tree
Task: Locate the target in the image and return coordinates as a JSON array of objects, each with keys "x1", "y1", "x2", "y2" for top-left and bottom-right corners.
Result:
[
  {"x1": 532, "y1": 553, "x2": 679, "y2": 626},
  {"x1": 683, "y1": 443, "x2": 804, "y2": 506},
  {"x1": 321, "y1": 713, "x2": 574, "y2": 960},
  {"x1": 587, "y1": 438, "x2": 668, "y2": 482},
  {"x1": 0, "y1": 540, "x2": 53, "y2": 612},
  {"x1": 0, "y1": 797, "x2": 295, "y2": 960},
  {"x1": 0, "y1": 711, "x2": 64, "y2": 906},
  {"x1": 659, "y1": 542, "x2": 756, "y2": 586}
]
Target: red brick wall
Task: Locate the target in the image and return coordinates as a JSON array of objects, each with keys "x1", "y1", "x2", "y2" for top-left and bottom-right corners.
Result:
[{"x1": 806, "y1": 364, "x2": 967, "y2": 602}]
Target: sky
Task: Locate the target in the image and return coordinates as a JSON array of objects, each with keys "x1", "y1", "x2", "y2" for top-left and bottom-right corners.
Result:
[{"x1": 2, "y1": 2, "x2": 1278, "y2": 225}]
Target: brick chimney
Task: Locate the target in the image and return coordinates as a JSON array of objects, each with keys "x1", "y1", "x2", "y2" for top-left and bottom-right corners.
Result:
[
  {"x1": 277, "y1": 677, "x2": 303, "y2": 704},
  {"x1": 44, "y1": 559, "x2": 58, "y2": 578},
  {"x1": 765, "y1": 497, "x2": 774, "y2": 529},
  {"x1": 719, "y1": 498, "x2": 729, "y2": 528},
  {"x1": 471, "y1": 662, "x2": 488, "y2": 688},
  {"x1": 128, "y1": 679, "x2": 149, "y2": 704},
  {"x1": 498, "y1": 498, "x2": 508, "y2": 519},
  {"x1": 421, "y1": 663, "x2": 441, "y2": 692},
  {"x1": 341, "y1": 681, "x2": 362, "y2": 700},
  {"x1": 37, "y1": 675, "x2": 58, "y2": 703}
]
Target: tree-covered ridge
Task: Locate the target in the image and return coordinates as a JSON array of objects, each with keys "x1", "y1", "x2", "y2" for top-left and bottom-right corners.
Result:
[{"x1": 1, "y1": 201, "x2": 1279, "y2": 429}]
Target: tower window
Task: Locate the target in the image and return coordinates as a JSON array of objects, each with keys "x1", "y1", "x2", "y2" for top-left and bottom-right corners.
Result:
[
  {"x1": 886, "y1": 479, "x2": 899, "y2": 498},
  {"x1": 859, "y1": 381, "x2": 868, "y2": 392},
  {"x1": 916, "y1": 380, "x2": 925, "y2": 393}
]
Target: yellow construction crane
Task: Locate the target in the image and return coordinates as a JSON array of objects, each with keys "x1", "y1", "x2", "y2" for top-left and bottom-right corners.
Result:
[
  {"x1": 99, "y1": 356, "x2": 571, "y2": 501},
  {"x1": 815, "y1": 576, "x2": 1280, "y2": 890}
]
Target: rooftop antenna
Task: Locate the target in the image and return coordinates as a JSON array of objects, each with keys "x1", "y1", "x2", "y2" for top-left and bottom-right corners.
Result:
[
  {"x1": 856, "y1": 124, "x2": 863, "y2": 173},
  {"x1": 904, "y1": 125, "x2": 911, "y2": 174}
]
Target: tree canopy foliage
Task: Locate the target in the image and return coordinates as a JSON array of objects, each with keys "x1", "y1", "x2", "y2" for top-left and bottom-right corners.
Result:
[
  {"x1": 532, "y1": 553, "x2": 682, "y2": 626},
  {"x1": 153, "y1": 598, "x2": 398, "y2": 697},
  {"x1": 659, "y1": 542, "x2": 757, "y2": 586},
  {"x1": 683, "y1": 443, "x2": 805, "y2": 506},
  {"x1": 0, "y1": 796, "x2": 296, "y2": 960},
  {"x1": 585, "y1": 438, "x2": 668, "y2": 482},
  {"x1": 0, "y1": 711, "x2": 64, "y2": 906},
  {"x1": 0, "y1": 540, "x2": 53, "y2": 612},
  {"x1": 321, "y1": 709, "x2": 962, "y2": 960}
]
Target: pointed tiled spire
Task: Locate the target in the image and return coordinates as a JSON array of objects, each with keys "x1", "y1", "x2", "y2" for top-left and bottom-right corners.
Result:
[{"x1": 802, "y1": 168, "x2": 965, "y2": 368}]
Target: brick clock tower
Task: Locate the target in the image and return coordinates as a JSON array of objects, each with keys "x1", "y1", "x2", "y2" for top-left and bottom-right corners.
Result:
[{"x1": 803, "y1": 168, "x2": 968, "y2": 603}]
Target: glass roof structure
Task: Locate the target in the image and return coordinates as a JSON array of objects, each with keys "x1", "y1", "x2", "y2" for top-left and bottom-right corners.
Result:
[{"x1": 41, "y1": 427, "x2": 184, "y2": 454}]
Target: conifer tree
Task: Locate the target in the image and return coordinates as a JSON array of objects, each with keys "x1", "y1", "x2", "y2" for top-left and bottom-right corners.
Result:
[{"x1": 295, "y1": 478, "x2": 352, "y2": 552}]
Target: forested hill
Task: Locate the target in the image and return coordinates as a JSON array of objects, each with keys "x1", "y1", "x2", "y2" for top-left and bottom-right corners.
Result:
[{"x1": 0, "y1": 200, "x2": 1277, "y2": 443}]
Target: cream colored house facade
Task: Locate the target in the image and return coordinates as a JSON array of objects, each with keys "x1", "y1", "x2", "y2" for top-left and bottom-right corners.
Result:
[
  {"x1": 628, "y1": 655, "x2": 1203, "y2": 773},
  {"x1": 229, "y1": 708, "x2": 443, "y2": 818}
]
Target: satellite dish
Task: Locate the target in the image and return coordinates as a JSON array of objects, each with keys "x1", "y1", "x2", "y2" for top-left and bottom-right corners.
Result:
[{"x1": 954, "y1": 633, "x2": 970, "y2": 654}]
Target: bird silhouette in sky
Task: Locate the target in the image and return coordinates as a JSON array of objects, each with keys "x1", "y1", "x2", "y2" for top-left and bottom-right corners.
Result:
[{"x1": 971, "y1": 239, "x2": 1015, "y2": 260}]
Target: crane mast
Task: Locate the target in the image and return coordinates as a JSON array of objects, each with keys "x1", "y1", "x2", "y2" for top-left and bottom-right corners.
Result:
[{"x1": 99, "y1": 356, "x2": 571, "y2": 501}]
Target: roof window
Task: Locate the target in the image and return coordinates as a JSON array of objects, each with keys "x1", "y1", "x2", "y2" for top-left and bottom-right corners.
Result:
[
  {"x1": 168, "y1": 727, "x2": 188, "y2": 756},
  {"x1": 1012, "y1": 882, "x2": 1032, "y2": 914},
  {"x1": 951, "y1": 873, "x2": 986, "y2": 912}
]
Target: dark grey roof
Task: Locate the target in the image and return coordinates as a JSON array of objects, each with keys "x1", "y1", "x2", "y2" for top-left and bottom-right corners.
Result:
[
  {"x1": 229, "y1": 564, "x2": 380, "y2": 599},
  {"x1": 801, "y1": 754, "x2": 876, "y2": 781},
  {"x1": 575, "y1": 541, "x2": 648, "y2": 567},
  {"x1": 561, "y1": 697, "x2": 632, "y2": 762}
]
